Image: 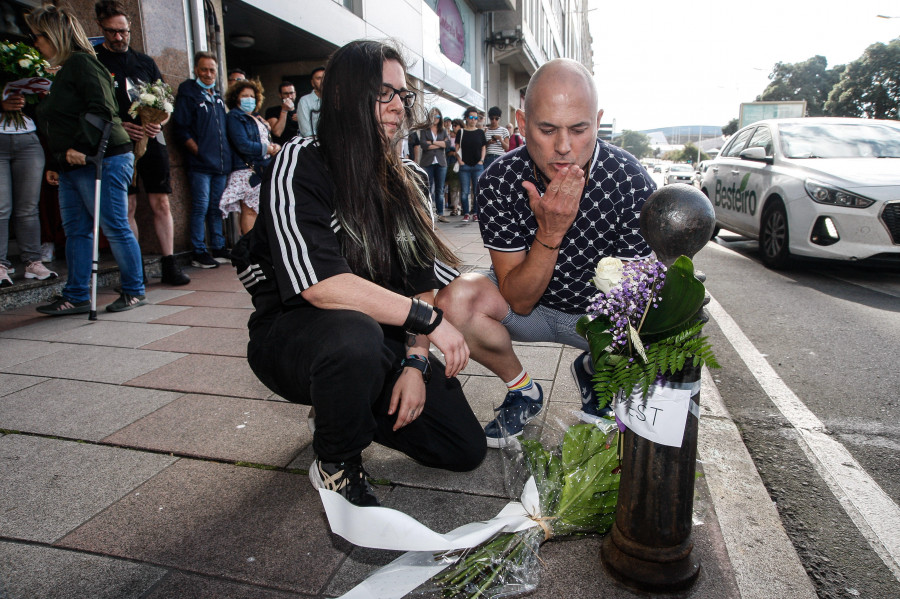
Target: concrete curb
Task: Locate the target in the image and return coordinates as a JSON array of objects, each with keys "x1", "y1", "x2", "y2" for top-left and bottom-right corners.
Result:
[{"x1": 698, "y1": 366, "x2": 817, "y2": 599}]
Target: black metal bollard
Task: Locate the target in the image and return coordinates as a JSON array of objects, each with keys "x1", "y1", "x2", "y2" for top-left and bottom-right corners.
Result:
[{"x1": 601, "y1": 184, "x2": 716, "y2": 592}]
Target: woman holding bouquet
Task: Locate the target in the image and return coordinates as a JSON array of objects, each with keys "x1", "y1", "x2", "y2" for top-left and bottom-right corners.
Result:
[
  {"x1": 238, "y1": 40, "x2": 485, "y2": 507},
  {"x1": 220, "y1": 78, "x2": 279, "y2": 234},
  {"x1": 26, "y1": 4, "x2": 145, "y2": 314}
]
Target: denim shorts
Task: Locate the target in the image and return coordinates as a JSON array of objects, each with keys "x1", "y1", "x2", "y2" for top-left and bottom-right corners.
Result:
[{"x1": 480, "y1": 269, "x2": 589, "y2": 351}]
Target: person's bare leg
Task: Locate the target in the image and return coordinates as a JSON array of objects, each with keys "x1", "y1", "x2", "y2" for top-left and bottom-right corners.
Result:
[
  {"x1": 147, "y1": 193, "x2": 174, "y2": 256},
  {"x1": 239, "y1": 204, "x2": 257, "y2": 235},
  {"x1": 436, "y1": 273, "x2": 524, "y2": 381},
  {"x1": 127, "y1": 194, "x2": 139, "y2": 240}
]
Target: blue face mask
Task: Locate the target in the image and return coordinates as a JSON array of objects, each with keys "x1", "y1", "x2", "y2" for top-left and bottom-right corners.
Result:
[
  {"x1": 239, "y1": 97, "x2": 256, "y2": 113},
  {"x1": 195, "y1": 77, "x2": 215, "y2": 90}
]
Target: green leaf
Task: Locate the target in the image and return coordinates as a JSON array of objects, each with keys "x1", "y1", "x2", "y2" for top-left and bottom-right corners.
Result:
[{"x1": 640, "y1": 256, "x2": 706, "y2": 336}]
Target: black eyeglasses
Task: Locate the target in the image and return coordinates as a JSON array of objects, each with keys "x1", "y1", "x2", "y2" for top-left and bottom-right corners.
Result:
[
  {"x1": 102, "y1": 27, "x2": 130, "y2": 36},
  {"x1": 28, "y1": 32, "x2": 44, "y2": 43},
  {"x1": 376, "y1": 83, "x2": 416, "y2": 108}
]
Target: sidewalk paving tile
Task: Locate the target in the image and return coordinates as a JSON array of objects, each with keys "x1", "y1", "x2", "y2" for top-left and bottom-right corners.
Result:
[
  {"x1": 0, "y1": 339, "x2": 67, "y2": 369},
  {"x1": 0, "y1": 435, "x2": 177, "y2": 543},
  {"x1": 43, "y1": 320, "x2": 188, "y2": 349},
  {"x1": 0, "y1": 316, "x2": 94, "y2": 342},
  {"x1": 142, "y1": 572, "x2": 305, "y2": 599},
  {"x1": 460, "y1": 343, "x2": 563, "y2": 380},
  {"x1": 96, "y1": 303, "x2": 190, "y2": 323},
  {"x1": 125, "y1": 354, "x2": 271, "y2": 399},
  {"x1": 158, "y1": 290, "x2": 254, "y2": 309},
  {"x1": 172, "y1": 269, "x2": 245, "y2": 293},
  {"x1": 150, "y1": 306, "x2": 251, "y2": 329},
  {"x1": 5, "y1": 344, "x2": 185, "y2": 384},
  {"x1": 140, "y1": 326, "x2": 249, "y2": 357},
  {"x1": 0, "y1": 373, "x2": 45, "y2": 397},
  {"x1": 0, "y1": 379, "x2": 181, "y2": 441},
  {"x1": 143, "y1": 287, "x2": 194, "y2": 304},
  {"x1": 0, "y1": 541, "x2": 167, "y2": 599},
  {"x1": 57, "y1": 459, "x2": 350, "y2": 594},
  {"x1": 324, "y1": 486, "x2": 509, "y2": 597},
  {"x1": 103, "y1": 394, "x2": 309, "y2": 466}
]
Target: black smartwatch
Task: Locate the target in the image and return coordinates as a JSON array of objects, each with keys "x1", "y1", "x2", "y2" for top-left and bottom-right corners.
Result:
[{"x1": 400, "y1": 354, "x2": 431, "y2": 384}]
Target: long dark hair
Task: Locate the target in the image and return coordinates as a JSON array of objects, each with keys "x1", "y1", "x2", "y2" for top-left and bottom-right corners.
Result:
[{"x1": 317, "y1": 40, "x2": 458, "y2": 285}]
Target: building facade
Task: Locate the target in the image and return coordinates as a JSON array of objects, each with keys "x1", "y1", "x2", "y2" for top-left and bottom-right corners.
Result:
[{"x1": 1, "y1": 0, "x2": 592, "y2": 253}]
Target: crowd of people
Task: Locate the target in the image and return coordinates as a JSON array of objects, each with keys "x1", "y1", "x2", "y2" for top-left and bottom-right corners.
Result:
[{"x1": 6, "y1": 3, "x2": 655, "y2": 514}]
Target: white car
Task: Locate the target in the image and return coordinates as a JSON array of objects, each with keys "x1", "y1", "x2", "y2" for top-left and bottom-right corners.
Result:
[
  {"x1": 664, "y1": 164, "x2": 694, "y2": 185},
  {"x1": 700, "y1": 117, "x2": 900, "y2": 268}
]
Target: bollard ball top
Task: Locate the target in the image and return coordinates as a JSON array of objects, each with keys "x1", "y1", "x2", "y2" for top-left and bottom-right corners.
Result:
[{"x1": 640, "y1": 184, "x2": 716, "y2": 265}]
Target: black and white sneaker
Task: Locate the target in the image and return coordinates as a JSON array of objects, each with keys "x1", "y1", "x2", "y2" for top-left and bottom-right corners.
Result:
[
  {"x1": 571, "y1": 352, "x2": 614, "y2": 423},
  {"x1": 309, "y1": 456, "x2": 379, "y2": 507},
  {"x1": 211, "y1": 248, "x2": 231, "y2": 263},
  {"x1": 191, "y1": 252, "x2": 219, "y2": 269}
]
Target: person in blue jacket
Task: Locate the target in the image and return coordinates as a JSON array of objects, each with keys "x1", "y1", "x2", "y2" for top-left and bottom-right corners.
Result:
[
  {"x1": 220, "y1": 79, "x2": 280, "y2": 234},
  {"x1": 172, "y1": 51, "x2": 231, "y2": 269}
]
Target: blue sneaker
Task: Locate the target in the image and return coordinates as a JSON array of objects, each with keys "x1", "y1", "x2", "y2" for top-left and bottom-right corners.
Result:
[
  {"x1": 571, "y1": 352, "x2": 614, "y2": 423},
  {"x1": 484, "y1": 383, "x2": 544, "y2": 448}
]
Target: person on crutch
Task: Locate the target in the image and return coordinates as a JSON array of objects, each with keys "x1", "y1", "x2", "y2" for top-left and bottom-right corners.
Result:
[{"x1": 27, "y1": 4, "x2": 146, "y2": 316}]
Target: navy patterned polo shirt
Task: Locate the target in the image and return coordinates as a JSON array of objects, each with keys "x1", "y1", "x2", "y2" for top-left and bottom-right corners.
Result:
[{"x1": 475, "y1": 138, "x2": 654, "y2": 314}]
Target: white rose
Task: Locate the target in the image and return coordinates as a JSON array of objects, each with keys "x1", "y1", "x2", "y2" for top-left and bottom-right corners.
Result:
[
  {"x1": 592, "y1": 257, "x2": 625, "y2": 294},
  {"x1": 140, "y1": 92, "x2": 156, "y2": 105},
  {"x1": 162, "y1": 101, "x2": 173, "y2": 113},
  {"x1": 18, "y1": 58, "x2": 32, "y2": 68}
]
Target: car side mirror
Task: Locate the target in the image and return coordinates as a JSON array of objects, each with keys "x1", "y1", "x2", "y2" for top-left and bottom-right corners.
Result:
[{"x1": 739, "y1": 147, "x2": 773, "y2": 164}]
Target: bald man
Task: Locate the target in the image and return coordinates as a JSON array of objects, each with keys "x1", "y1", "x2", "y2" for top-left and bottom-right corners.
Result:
[{"x1": 436, "y1": 59, "x2": 655, "y2": 447}]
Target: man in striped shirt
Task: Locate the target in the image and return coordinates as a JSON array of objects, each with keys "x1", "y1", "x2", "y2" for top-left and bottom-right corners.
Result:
[{"x1": 483, "y1": 106, "x2": 510, "y2": 168}]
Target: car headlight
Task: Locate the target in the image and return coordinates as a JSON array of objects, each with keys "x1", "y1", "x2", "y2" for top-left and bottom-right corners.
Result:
[{"x1": 804, "y1": 179, "x2": 875, "y2": 208}]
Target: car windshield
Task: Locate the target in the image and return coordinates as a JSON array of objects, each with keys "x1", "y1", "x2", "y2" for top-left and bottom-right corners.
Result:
[
  {"x1": 670, "y1": 165, "x2": 692, "y2": 171},
  {"x1": 779, "y1": 123, "x2": 900, "y2": 159}
]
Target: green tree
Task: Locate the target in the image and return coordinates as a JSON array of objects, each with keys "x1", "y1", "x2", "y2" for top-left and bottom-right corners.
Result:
[
  {"x1": 825, "y1": 38, "x2": 900, "y2": 120},
  {"x1": 722, "y1": 118, "x2": 738, "y2": 136},
  {"x1": 613, "y1": 129, "x2": 652, "y2": 158},
  {"x1": 757, "y1": 55, "x2": 845, "y2": 117},
  {"x1": 662, "y1": 143, "x2": 709, "y2": 164}
]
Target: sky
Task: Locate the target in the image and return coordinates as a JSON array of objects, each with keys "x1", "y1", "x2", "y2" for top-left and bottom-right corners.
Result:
[{"x1": 587, "y1": 0, "x2": 900, "y2": 133}]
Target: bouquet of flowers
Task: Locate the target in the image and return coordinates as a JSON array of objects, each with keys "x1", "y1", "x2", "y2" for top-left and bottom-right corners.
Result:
[
  {"x1": 127, "y1": 78, "x2": 174, "y2": 159},
  {"x1": 1, "y1": 41, "x2": 53, "y2": 130},
  {"x1": 426, "y1": 418, "x2": 621, "y2": 598},
  {"x1": 576, "y1": 255, "x2": 718, "y2": 415}
]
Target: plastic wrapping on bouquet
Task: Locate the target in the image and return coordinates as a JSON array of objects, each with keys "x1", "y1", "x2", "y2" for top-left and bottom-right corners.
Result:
[{"x1": 600, "y1": 184, "x2": 715, "y2": 591}]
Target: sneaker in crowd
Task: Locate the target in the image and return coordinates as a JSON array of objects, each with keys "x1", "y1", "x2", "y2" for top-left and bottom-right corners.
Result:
[
  {"x1": 484, "y1": 383, "x2": 544, "y2": 449},
  {"x1": 571, "y1": 352, "x2": 614, "y2": 423},
  {"x1": 471, "y1": 213, "x2": 478, "y2": 222},
  {"x1": 309, "y1": 456, "x2": 379, "y2": 507},
  {"x1": 40, "y1": 242, "x2": 55, "y2": 263},
  {"x1": 462, "y1": 214, "x2": 470, "y2": 222},
  {"x1": 0, "y1": 264, "x2": 12, "y2": 288},
  {"x1": 437, "y1": 214, "x2": 449, "y2": 223},
  {"x1": 211, "y1": 247, "x2": 231, "y2": 263},
  {"x1": 24, "y1": 261, "x2": 58, "y2": 280},
  {"x1": 191, "y1": 252, "x2": 219, "y2": 269},
  {"x1": 106, "y1": 292, "x2": 146, "y2": 313},
  {"x1": 36, "y1": 295, "x2": 90, "y2": 316},
  {"x1": 160, "y1": 255, "x2": 190, "y2": 286}
]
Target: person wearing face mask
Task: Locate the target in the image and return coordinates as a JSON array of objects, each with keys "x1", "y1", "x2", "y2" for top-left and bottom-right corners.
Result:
[
  {"x1": 220, "y1": 79, "x2": 279, "y2": 234},
  {"x1": 173, "y1": 51, "x2": 232, "y2": 269}
]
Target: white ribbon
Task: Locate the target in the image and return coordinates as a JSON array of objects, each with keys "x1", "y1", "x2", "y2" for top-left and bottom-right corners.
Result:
[{"x1": 320, "y1": 476, "x2": 542, "y2": 599}]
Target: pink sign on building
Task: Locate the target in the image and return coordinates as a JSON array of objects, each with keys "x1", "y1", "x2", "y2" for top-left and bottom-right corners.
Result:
[{"x1": 436, "y1": 0, "x2": 465, "y2": 65}]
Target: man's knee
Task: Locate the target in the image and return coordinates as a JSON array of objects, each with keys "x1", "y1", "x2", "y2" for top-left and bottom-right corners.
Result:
[{"x1": 437, "y1": 273, "x2": 504, "y2": 323}]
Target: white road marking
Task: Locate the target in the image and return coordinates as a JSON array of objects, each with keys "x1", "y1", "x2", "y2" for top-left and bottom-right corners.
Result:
[{"x1": 706, "y1": 294, "x2": 900, "y2": 581}]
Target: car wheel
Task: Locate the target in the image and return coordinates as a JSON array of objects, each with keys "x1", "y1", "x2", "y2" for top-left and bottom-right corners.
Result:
[{"x1": 759, "y1": 200, "x2": 790, "y2": 269}]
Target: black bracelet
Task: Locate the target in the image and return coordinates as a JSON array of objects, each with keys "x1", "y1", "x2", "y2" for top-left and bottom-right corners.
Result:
[
  {"x1": 400, "y1": 354, "x2": 431, "y2": 384},
  {"x1": 533, "y1": 236, "x2": 560, "y2": 250},
  {"x1": 403, "y1": 298, "x2": 435, "y2": 335},
  {"x1": 422, "y1": 307, "x2": 443, "y2": 335}
]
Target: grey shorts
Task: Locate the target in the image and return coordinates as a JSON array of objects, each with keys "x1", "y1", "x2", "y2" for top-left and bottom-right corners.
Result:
[{"x1": 480, "y1": 269, "x2": 589, "y2": 352}]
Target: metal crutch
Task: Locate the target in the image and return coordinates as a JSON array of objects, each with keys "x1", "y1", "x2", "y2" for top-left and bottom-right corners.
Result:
[{"x1": 82, "y1": 113, "x2": 113, "y2": 321}]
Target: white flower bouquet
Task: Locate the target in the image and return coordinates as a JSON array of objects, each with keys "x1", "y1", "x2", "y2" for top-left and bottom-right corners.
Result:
[
  {"x1": 127, "y1": 78, "x2": 174, "y2": 159},
  {"x1": 1, "y1": 41, "x2": 53, "y2": 130}
]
